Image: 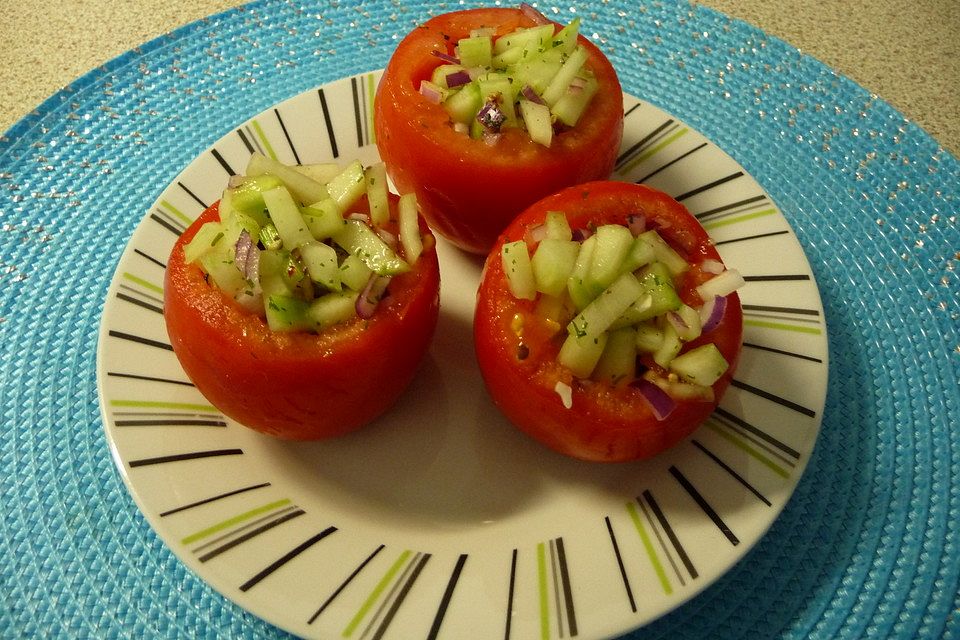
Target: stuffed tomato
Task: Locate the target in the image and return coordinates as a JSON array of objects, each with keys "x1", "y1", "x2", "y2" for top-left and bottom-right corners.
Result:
[
  {"x1": 375, "y1": 6, "x2": 624, "y2": 255},
  {"x1": 474, "y1": 181, "x2": 744, "y2": 462},
  {"x1": 164, "y1": 155, "x2": 440, "y2": 440}
]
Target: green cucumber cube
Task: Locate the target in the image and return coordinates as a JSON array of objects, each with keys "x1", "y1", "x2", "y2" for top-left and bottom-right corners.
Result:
[
  {"x1": 620, "y1": 233, "x2": 657, "y2": 274},
  {"x1": 493, "y1": 24, "x2": 555, "y2": 55},
  {"x1": 568, "y1": 272, "x2": 645, "y2": 341},
  {"x1": 531, "y1": 238, "x2": 579, "y2": 297},
  {"x1": 552, "y1": 18, "x2": 581, "y2": 54},
  {"x1": 301, "y1": 198, "x2": 345, "y2": 240},
  {"x1": 299, "y1": 241, "x2": 341, "y2": 291},
  {"x1": 258, "y1": 249, "x2": 304, "y2": 298},
  {"x1": 558, "y1": 329, "x2": 608, "y2": 379},
  {"x1": 638, "y1": 229, "x2": 689, "y2": 276},
  {"x1": 477, "y1": 74, "x2": 516, "y2": 124},
  {"x1": 519, "y1": 99, "x2": 553, "y2": 147},
  {"x1": 541, "y1": 45, "x2": 589, "y2": 106},
  {"x1": 184, "y1": 221, "x2": 224, "y2": 264},
  {"x1": 265, "y1": 294, "x2": 312, "y2": 332},
  {"x1": 443, "y1": 82, "x2": 482, "y2": 124},
  {"x1": 326, "y1": 159, "x2": 367, "y2": 214},
  {"x1": 501, "y1": 240, "x2": 537, "y2": 300},
  {"x1": 246, "y1": 152, "x2": 329, "y2": 205},
  {"x1": 338, "y1": 253, "x2": 373, "y2": 292},
  {"x1": 261, "y1": 186, "x2": 314, "y2": 249},
  {"x1": 510, "y1": 51, "x2": 564, "y2": 94},
  {"x1": 364, "y1": 162, "x2": 389, "y2": 226},
  {"x1": 457, "y1": 35, "x2": 493, "y2": 67},
  {"x1": 567, "y1": 234, "x2": 602, "y2": 309},
  {"x1": 593, "y1": 326, "x2": 637, "y2": 387},
  {"x1": 652, "y1": 322, "x2": 682, "y2": 368},
  {"x1": 333, "y1": 219, "x2": 410, "y2": 276},
  {"x1": 307, "y1": 290, "x2": 358, "y2": 330},
  {"x1": 431, "y1": 64, "x2": 469, "y2": 89},
  {"x1": 398, "y1": 193, "x2": 423, "y2": 264},
  {"x1": 292, "y1": 162, "x2": 342, "y2": 185},
  {"x1": 634, "y1": 321, "x2": 665, "y2": 352},
  {"x1": 258, "y1": 223, "x2": 283, "y2": 250},
  {"x1": 588, "y1": 224, "x2": 635, "y2": 291},
  {"x1": 544, "y1": 211, "x2": 572, "y2": 241},
  {"x1": 669, "y1": 343, "x2": 729, "y2": 386},
  {"x1": 551, "y1": 73, "x2": 598, "y2": 126}
]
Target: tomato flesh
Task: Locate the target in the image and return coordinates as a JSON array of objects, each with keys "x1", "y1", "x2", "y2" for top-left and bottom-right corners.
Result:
[
  {"x1": 474, "y1": 181, "x2": 743, "y2": 462},
  {"x1": 164, "y1": 198, "x2": 441, "y2": 440},
  {"x1": 375, "y1": 8, "x2": 624, "y2": 255}
]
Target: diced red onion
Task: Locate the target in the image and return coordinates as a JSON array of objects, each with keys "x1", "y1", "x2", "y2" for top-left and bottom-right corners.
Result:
[
  {"x1": 526, "y1": 222, "x2": 548, "y2": 244},
  {"x1": 521, "y1": 84, "x2": 546, "y2": 105},
  {"x1": 568, "y1": 76, "x2": 587, "y2": 93},
  {"x1": 376, "y1": 227, "x2": 398, "y2": 249},
  {"x1": 446, "y1": 70, "x2": 471, "y2": 88},
  {"x1": 356, "y1": 274, "x2": 391, "y2": 319},
  {"x1": 666, "y1": 311, "x2": 689, "y2": 334},
  {"x1": 701, "y1": 259, "x2": 724, "y2": 274},
  {"x1": 431, "y1": 50, "x2": 460, "y2": 64},
  {"x1": 477, "y1": 100, "x2": 506, "y2": 133},
  {"x1": 627, "y1": 213, "x2": 646, "y2": 236},
  {"x1": 571, "y1": 227, "x2": 593, "y2": 242},
  {"x1": 418, "y1": 80, "x2": 443, "y2": 104},
  {"x1": 347, "y1": 212, "x2": 371, "y2": 223},
  {"x1": 520, "y1": 2, "x2": 551, "y2": 25},
  {"x1": 234, "y1": 230, "x2": 260, "y2": 281},
  {"x1": 453, "y1": 122, "x2": 469, "y2": 135},
  {"x1": 483, "y1": 131, "x2": 501, "y2": 146},
  {"x1": 228, "y1": 175, "x2": 247, "y2": 189},
  {"x1": 696, "y1": 268, "x2": 745, "y2": 299},
  {"x1": 632, "y1": 378, "x2": 676, "y2": 421},
  {"x1": 699, "y1": 295, "x2": 727, "y2": 332}
]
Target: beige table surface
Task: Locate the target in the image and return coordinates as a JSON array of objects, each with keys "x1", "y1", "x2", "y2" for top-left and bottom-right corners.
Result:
[{"x1": 2, "y1": 0, "x2": 958, "y2": 155}]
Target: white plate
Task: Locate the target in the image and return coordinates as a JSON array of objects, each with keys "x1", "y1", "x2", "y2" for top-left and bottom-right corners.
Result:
[{"x1": 96, "y1": 71, "x2": 828, "y2": 640}]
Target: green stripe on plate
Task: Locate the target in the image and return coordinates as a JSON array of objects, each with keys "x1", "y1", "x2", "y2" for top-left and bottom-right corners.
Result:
[
  {"x1": 252, "y1": 120, "x2": 278, "y2": 160},
  {"x1": 159, "y1": 199, "x2": 192, "y2": 226},
  {"x1": 366, "y1": 73, "x2": 377, "y2": 145},
  {"x1": 109, "y1": 399, "x2": 219, "y2": 412},
  {"x1": 705, "y1": 420, "x2": 791, "y2": 478},
  {"x1": 181, "y1": 499, "x2": 292, "y2": 545},
  {"x1": 122, "y1": 272, "x2": 163, "y2": 294},
  {"x1": 342, "y1": 549, "x2": 412, "y2": 637},
  {"x1": 701, "y1": 208, "x2": 777, "y2": 230},
  {"x1": 626, "y1": 502, "x2": 672, "y2": 595},
  {"x1": 744, "y1": 318, "x2": 823, "y2": 335},
  {"x1": 537, "y1": 542, "x2": 550, "y2": 640},
  {"x1": 621, "y1": 127, "x2": 689, "y2": 176}
]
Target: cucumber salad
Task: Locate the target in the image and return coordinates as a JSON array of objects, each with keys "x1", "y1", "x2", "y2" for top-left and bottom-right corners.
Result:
[
  {"x1": 500, "y1": 212, "x2": 744, "y2": 409},
  {"x1": 419, "y1": 15, "x2": 596, "y2": 147},
  {"x1": 183, "y1": 153, "x2": 426, "y2": 333}
]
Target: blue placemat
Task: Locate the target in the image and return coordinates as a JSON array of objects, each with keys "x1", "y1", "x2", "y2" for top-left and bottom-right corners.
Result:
[{"x1": 1, "y1": 1, "x2": 957, "y2": 638}]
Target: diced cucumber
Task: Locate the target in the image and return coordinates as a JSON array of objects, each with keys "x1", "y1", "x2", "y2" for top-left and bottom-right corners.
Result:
[
  {"x1": 398, "y1": 193, "x2": 423, "y2": 264},
  {"x1": 557, "y1": 329, "x2": 608, "y2": 379},
  {"x1": 652, "y1": 322, "x2": 682, "y2": 368},
  {"x1": 634, "y1": 321, "x2": 664, "y2": 353},
  {"x1": 221, "y1": 210, "x2": 261, "y2": 247},
  {"x1": 588, "y1": 224, "x2": 635, "y2": 291},
  {"x1": 518, "y1": 99, "x2": 552, "y2": 147},
  {"x1": 338, "y1": 253, "x2": 373, "y2": 292},
  {"x1": 307, "y1": 290, "x2": 358, "y2": 330},
  {"x1": 184, "y1": 221, "x2": 224, "y2": 264},
  {"x1": 258, "y1": 223, "x2": 282, "y2": 250},
  {"x1": 510, "y1": 52, "x2": 564, "y2": 94},
  {"x1": 258, "y1": 249, "x2": 304, "y2": 298},
  {"x1": 299, "y1": 241, "x2": 341, "y2": 291},
  {"x1": 292, "y1": 162, "x2": 342, "y2": 185},
  {"x1": 619, "y1": 233, "x2": 657, "y2": 274},
  {"x1": 444, "y1": 82, "x2": 483, "y2": 124},
  {"x1": 592, "y1": 326, "x2": 637, "y2": 387},
  {"x1": 551, "y1": 74, "x2": 598, "y2": 127},
  {"x1": 364, "y1": 162, "x2": 389, "y2": 226},
  {"x1": 301, "y1": 199, "x2": 345, "y2": 240},
  {"x1": 531, "y1": 238, "x2": 579, "y2": 297},
  {"x1": 431, "y1": 64, "x2": 468, "y2": 89},
  {"x1": 333, "y1": 219, "x2": 410, "y2": 276},
  {"x1": 638, "y1": 230, "x2": 689, "y2": 276},
  {"x1": 534, "y1": 293, "x2": 571, "y2": 334},
  {"x1": 477, "y1": 74, "x2": 516, "y2": 124},
  {"x1": 325, "y1": 159, "x2": 367, "y2": 214},
  {"x1": 541, "y1": 45, "x2": 589, "y2": 106},
  {"x1": 671, "y1": 304, "x2": 703, "y2": 342},
  {"x1": 544, "y1": 211, "x2": 572, "y2": 241},
  {"x1": 669, "y1": 343, "x2": 729, "y2": 386},
  {"x1": 493, "y1": 24, "x2": 555, "y2": 55},
  {"x1": 457, "y1": 35, "x2": 493, "y2": 67},
  {"x1": 265, "y1": 294, "x2": 312, "y2": 332},
  {"x1": 261, "y1": 186, "x2": 314, "y2": 249},
  {"x1": 224, "y1": 174, "x2": 282, "y2": 223},
  {"x1": 567, "y1": 234, "x2": 602, "y2": 309},
  {"x1": 199, "y1": 244, "x2": 247, "y2": 297},
  {"x1": 246, "y1": 152, "x2": 329, "y2": 205},
  {"x1": 610, "y1": 264, "x2": 681, "y2": 326},
  {"x1": 501, "y1": 240, "x2": 537, "y2": 301},
  {"x1": 552, "y1": 17, "x2": 581, "y2": 54},
  {"x1": 568, "y1": 272, "x2": 645, "y2": 341}
]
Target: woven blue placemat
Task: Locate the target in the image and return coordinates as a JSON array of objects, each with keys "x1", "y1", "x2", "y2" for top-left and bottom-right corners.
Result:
[{"x1": 1, "y1": 1, "x2": 957, "y2": 638}]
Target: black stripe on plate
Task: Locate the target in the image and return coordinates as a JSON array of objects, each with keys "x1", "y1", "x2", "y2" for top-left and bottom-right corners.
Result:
[
  {"x1": 616, "y1": 118, "x2": 674, "y2": 167},
  {"x1": 505, "y1": 549, "x2": 518, "y2": 640},
  {"x1": 743, "y1": 274, "x2": 811, "y2": 282},
  {"x1": 605, "y1": 516, "x2": 637, "y2": 612},
  {"x1": 134, "y1": 248, "x2": 167, "y2": 269},
  {"x1": 714, "y1": 407, "x2": 801, "y2": 459},
  {"x1": 116, "y1": 292, "x2": 163, "y2": 315},
  {"x1": 731, "y1": 379, "x2": 817, "y2": 418},
  {"x1": 674, "y1": 171, "x2": 744, "y2": 202},
  {"x1": 236, "y1": 127, "x2": 255, "y2": 153},
  {"x1": 149, "y1": 212, "x2": 185, "y2": 237},
  {"x1": 372, "y1": 553, "x2": 431, "y2": 640},
  {"x1": 108, "y1": 330, "x2": 172, "y2": 351},
  {"x1": 317, "y1": 88, "x2": 339, "y2": 159},
  {"x1": 239, "y1": 526, "x2": 338, "y2": 592},
  {"x1": 668, "y1": 466, "x2": 739, "y2": 546},
  {"x1": 210, "y1": 148, "x2": 236, "y2": 176},
  {"x1": 159, "y1": 482, "x2": 272, "y2": 517},
  {"x1": 691, "y1": 440, "x2": 771, "y2": 506},
  {"x1": 114, "y1": 418, "x2": 226, "y2": 427},
  {"x1": 274, "y1": 108, "x2": 301, "y2": 164},
  {"x1": 743, "y1": 341, "x2": 824, "y2": 363},
  {"x1": 200, "y1": 508, "x2": 307, "y2": 563},
  {"x1": 714, "y1": 229, "x2": 790, "y2": 246},
  {"x1": 427, "y1": 554, "x2": 468, "y2": 640},
  {"x1": 128, "y1": 448, "x2": 243, "y2": 468},
  {"x1": 555, "y1": 538, "x2": 578, "y2": 637},
  {"x1": 742, "y1": 303, "x2": 820, "y2": 317},
  {"x1": 693, "y1": 194, "x2": 767, "y2": 219},
  {"x1": 633, "y1": 141, "x2": 708, "y2": 184},
  {"x1": 642, "y1": 490, "x2": 697, "y2": 580},
  {"x1": 351, "y1": 76, "x2": 365, "y2": 148},
  {"x1": 177, "y1": 181, "x2": 208, "y2": 210},
  {"x1": 308, "y1": 544, "x2": 385, "y2": 624},
  {"x1": 623, "y1": 101, "x2": 643, "y2": 119},
  {"x1": 106, "y1": 371, "x2": 193, "y2": 386}
]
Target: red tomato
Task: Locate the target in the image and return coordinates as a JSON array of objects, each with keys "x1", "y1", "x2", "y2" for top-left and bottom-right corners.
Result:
[
  {"x1": 164, "y1": 197, "x2": 441, "y2": 440},
  {"x1": 375, "y1": 7, "x2": 624, "y2": 255},
  {"x1": 474, "y1": 181, "x2": 743, "y2": 462}
]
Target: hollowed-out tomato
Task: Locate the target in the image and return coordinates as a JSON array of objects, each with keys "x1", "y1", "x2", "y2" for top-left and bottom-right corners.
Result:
[
  {"x1": 164, "y1": 196, "x2": 440, "y2": 440},
  {"x1": 474, "y1": 181, "x2": 743, "y2": 462},
  {"x1": 374, "y1": 7, "x2": 624, "y2": 255}
]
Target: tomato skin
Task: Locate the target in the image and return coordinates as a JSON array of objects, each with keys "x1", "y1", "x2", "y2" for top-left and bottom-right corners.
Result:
[
  {"x1": 474, "y1": 181, "x2": 743, "y2": 462},
  {"x1": 375, "y1": 8, "x2": 624, "y2": 255},
  {"x1": 164, "y1": 199, "x2": 440, "y2": 440}
]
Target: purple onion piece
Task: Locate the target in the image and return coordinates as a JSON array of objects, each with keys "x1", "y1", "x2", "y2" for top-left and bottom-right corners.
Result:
[
  {"x1": 699, "y1": 295, "x2": 727, "y2": 333},
  {"x1": 519, "y1": 2, "x2": 551, "y2": 24},
  {"x1": 446, "y1": 70, "x2": 471, "y2": 88},
  {"x1": 627, "y1": 213, "x2": 646, "y2": 236},
  {"x1": 419, "y1": 80, "x2": 443, "y2": 104},
  {"x1": 571, "y1": 227, "x2": 594, "y2": 242},
  {"x1": 234, "y1": 230, "x2": 260, "y2": 281},
  {"x1": 631, "y1": 378, "x2": 677, "y2": 421},
  {"x1": 477, "y1": 100, "x2": 506, "y2": 133},
  {"x1": 356, "y1": 274, "x2": 391, "y2": 319},
  {"x1": 431, "y1": 50, "x2": 460, "y2": 65},
  {"x1": 521, "y1": 84, "x2": 546, "y2": 105}
]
